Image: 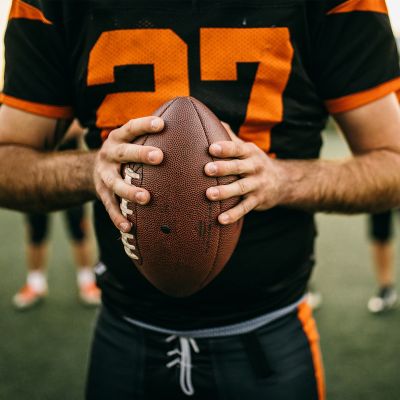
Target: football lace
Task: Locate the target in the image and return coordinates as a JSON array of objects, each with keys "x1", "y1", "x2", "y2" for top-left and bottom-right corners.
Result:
[{"x1": 120, "y1": 167, "x2": 140, "y2": 260}]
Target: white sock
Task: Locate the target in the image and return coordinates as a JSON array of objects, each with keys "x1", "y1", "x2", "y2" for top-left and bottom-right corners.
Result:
[
  {"x1": 27, "y1": 271, "x2": 47, "y2": 292},
  {"x1": 77, "y1": 267, "x2": 95, "y2": 287}
]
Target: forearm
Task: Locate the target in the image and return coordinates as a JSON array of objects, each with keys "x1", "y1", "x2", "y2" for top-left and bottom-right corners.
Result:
[
  {"x1": 0, "y1": 145, "x2": 96, "y2": 212},
  {"x1": 279, "y1": 149, "x2": 400, "y2": 213}
]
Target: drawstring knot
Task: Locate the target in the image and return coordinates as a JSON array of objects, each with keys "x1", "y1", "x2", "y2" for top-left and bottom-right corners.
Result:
[{"x1": 166, "y1": 335, "x2": 200, "y2": 396}]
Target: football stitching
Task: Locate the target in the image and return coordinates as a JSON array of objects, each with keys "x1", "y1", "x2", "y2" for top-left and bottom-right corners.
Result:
[
  {"x1": 189, "y1": 97, "x2": 221, "y2": 292},
  {"x1": 120, "y1": 167, "x2": 140, "y2": 260},
  {"x1": 121, "y1": 99, "x2": 177, "y2": 267}
]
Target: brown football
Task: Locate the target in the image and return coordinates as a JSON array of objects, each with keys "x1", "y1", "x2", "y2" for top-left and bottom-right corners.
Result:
[{"x1": 120, "y1": 97, "x2": 243, "y2": 297}]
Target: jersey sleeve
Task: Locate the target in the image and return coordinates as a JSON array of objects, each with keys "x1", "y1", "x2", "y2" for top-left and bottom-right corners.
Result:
[
  {"x1": 0, "y1": 0, "x2": 73, "y2": 118},
  {"x1": 313, "y1": 0, "x2": 400, "y2": 114}
]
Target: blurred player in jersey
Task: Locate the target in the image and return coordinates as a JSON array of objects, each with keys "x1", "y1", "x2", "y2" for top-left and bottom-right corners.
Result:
[
  {"x1": 367, "y1": 211, "x2": 398, "y2": 313},
  {"x1": 12, "y1": 121, "x2": 100, "y2": 309},
  {"x1": 1, "y1": 1, "x2": 400, "y2": 399}
]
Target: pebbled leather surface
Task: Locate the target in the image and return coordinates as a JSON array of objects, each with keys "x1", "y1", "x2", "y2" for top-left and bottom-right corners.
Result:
[{"x1": 122, "y1": 97, "x2": 243, "y2": 297}]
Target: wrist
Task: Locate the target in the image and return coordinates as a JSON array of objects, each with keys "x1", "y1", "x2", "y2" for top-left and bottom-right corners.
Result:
[
  {"x1": 273, "y1": 159, "x2": 306, "y2": 207},
  {"x1": 85, "y1": 151, "x2": 97, "y2": 196}
]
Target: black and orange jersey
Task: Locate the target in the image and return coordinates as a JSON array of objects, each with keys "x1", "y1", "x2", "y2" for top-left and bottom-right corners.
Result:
[{"x1": 2, "y1": 0, "x2": 400, "y2": 328}]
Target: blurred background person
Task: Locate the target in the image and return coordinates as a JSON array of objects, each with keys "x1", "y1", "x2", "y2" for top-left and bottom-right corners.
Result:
[
  {"x1": 307, "y1": 282, "x2": 323, "y2": 311},
  {"x1": 366, "y1": 8, "x2": 400, "y2": 315},
  {"x1": 13, "y1": 121, "x2": 100, "y2": 310},
  {"x1": 367, "y1": 211, "x2": 398, "y2": 313}
]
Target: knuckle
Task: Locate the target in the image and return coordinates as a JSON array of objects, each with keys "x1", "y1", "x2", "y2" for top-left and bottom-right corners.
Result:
[
  {"x1": 243, "y1": 143, "x2": 252, "y2": 154},
  {"x1": 237, "y1": 179, "x2": 248, "y2": 195},
  {"x1": 103, "y1": 198, "x2": 113, "y2": 214},
  {"x1": 111, "y1": 212, "x2": 121, "y2": 226},
  {"x1": 241, "y1": 201, "x2": 251, "y2": 215},
  {"x1": 134, "y1": 145, "x2": 145, "y2": 162},
  {"x1": 98, "y1": 146, "x2": 108, "y2": 160},
  {"x1": 104, "y1": 129, "x2": 117, "y2": 143},
  {"x1": 234, "y1": 142, "x2": 242, "y2": 154},
  {"x1": 103, "y1": 173, "x2": 115, "y2": 188},
  {"x1": 95, "y1": 182, "x2": 104, "y2": 195},
  {"x1": 127, "y1": 119, "x2": 137, "y2": 132},
  {"x1": 123, "y1": 184, "x2": 135, "y2": 200},
  {"x1": 255, "y1": 193, "x2": 263, "y2": 206},
  {"x1": 233, "y1": 159, "x2": 242, "y2": 174},
  {"x1": 215, "y1": 186, "x2": 225, "y2": 198},
  {"x1": 251, "y1": 159, "x2": 261, "y2": 174},
  {"x1": 107, "y1": 129, "x2": 118, "y2": 141},
  {"x1": 116, "y1": 143, "x2": 126, "y2": 160},
  {"x1": 248, "y1": 142, "x2": 258, "y2": 152},
  {"x1": 209, "y1": 162, "x2": 218, "y2": 175}
]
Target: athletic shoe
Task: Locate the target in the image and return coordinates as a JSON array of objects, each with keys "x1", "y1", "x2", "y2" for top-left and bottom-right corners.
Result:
[
  {"x1": 306, "y1": 289, "x2": 323, "y2": 311},
  {"x1": 78, "y1": 281, "x2": 101, "y2": 306},
  {"x1": 12, "y1": 284, "x2": 48, "y2": 310},
  {"x1": 367, "y1": 286, "x2": 398, "y2": 314}
]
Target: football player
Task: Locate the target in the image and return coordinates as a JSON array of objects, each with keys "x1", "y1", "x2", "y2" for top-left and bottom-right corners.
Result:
[
  {"x1": 367, "y1": 211, "x2": 398, "y2": 313},
  {"x1": 1, "y1": 0, "x2": 400, "y2": 399},
  {"x1": 11, "y1": 120, "x2": 100, "y2": 309}
]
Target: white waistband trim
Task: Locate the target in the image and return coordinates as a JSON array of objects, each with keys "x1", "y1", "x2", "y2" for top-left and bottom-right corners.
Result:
[{"x1": 123, "y1": 295, "x2": 306, "y2": 338}]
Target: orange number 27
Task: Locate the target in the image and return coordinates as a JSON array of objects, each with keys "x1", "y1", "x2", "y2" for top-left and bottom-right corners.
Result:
[{"x1": 87, "y1": 28, "x2": 293, "y2": 152}]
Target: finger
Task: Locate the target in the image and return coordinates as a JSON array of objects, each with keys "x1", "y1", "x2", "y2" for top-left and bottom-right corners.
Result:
[
  {"x1": 101, "y1": 169, "x2": 150, "y2": 204},
  {"x1": 206, "y1": 177, "x2": 256, "y2": 201},
  {"x1": 205, "y1": 159, "x2": 254, "y2": 177},
  {"x1": 113, "y1": 178, "x2": 150, "y2": 205},
  {"x1": 218, "y1": 196, "x2": 258, "y2": 225},
  {"x1": 97, "y1": 184, "x2": 132, "y2": 232},
  {"x1": 109, "y1": 116, "x2": 164, "y2": 142},
  {"x1": 209, "y1": 140, "x2": 251, "y2": 159},
  {"x1": 221, "y1": 121, "x2": 243, "y2": 143},
  {"x1": 106, "y1": 142, "x2": 163, "y2": 164}
]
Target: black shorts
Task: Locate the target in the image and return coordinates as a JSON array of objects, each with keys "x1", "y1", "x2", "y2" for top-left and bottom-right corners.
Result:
[
  {"x1": 86, "y1": 303, "x2": 325, "y2": 400},
  {"x1": 368, "y1": 211, "x2": 394, "y2": 242},
  {"x1": 25, "y1": 205, "x2": 86, "y2": 245}
]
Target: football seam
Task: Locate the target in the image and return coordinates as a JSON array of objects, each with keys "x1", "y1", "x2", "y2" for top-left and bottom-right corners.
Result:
[
  {"x1": 189, "y1": 97, "x2": 221, "y2": 291},
  {"x1": 140, "y1": 97, "x2": 177, "y2": 149}
]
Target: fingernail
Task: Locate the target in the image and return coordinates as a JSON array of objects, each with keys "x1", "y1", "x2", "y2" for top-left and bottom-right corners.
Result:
[
  {"x1": 148, "y1": 150, "x2": 160, "y2": 163},
  {"x1": 119, "y1": 222, "x2": 131, "y2": 232},
  {"x1": 219, "y1": 214, "x2": 229, "y2": 224},
  {"x1": 151, "y1": 118, "x2": 161, "y2": 130},
  {"x1": 211, "y1": 144, "x2": 222, "y2": 155},
  {"x1": 208, "y1": 188, "x2": 219, "y2": 199},
  {"x1": 207, "y1": 163, "x2": 217, "y2": 175},
  {"x1": 136, "y1": 191, "x2": 147, "y2": 203}
]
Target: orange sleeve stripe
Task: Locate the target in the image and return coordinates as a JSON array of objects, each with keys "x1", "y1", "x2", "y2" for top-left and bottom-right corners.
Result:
[
  {"x1": 327, "y1": 0, "x2": 388, "y2": 15},
  {"x1": 9, "y1": 0, "x2": 52, "y2": 24},
  {"x1": 325, "y1": 77, "x2": 400, "y2": 114},
  {"x1": 0, "y1": 93, "x2": 73, "y2": 119},
  {"x1": 298, "y1": 302, "x2": 326, "y2": 400}
]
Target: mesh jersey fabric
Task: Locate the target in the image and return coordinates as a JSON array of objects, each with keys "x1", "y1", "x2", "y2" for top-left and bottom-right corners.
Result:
[{"x1": 2, "y1": 0, "x2": 400, "y2": 329}]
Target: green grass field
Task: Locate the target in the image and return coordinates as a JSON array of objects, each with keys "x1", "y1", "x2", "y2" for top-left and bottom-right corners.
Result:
[{"x1": 0, "y1": 130, "x2": 399, "y2": 399}]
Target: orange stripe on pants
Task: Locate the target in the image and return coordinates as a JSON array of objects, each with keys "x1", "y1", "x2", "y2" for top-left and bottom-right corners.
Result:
[{"x1": 298, "y1": 302, "x2": 326, "y2": 400}]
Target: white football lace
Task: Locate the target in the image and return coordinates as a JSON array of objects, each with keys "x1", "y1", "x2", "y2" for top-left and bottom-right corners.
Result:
[
  {"x1": 120, "y1": 167, "x2": 140, "y2": 260},
  {"x1": 166, "y1": 335, "x2": 200, "y2": 396}
]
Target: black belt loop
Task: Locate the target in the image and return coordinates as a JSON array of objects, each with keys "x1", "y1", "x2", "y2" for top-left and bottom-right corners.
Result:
[{"x1": 241, "y1": 332, "x2": 274, "y2": 379}]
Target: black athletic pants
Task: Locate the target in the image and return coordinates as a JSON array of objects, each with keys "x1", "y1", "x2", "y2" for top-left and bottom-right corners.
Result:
[
  {"x1": 86, "y1": 303, "x2": 324, "y2": 400},
  {"x1": 25, "y1": 206, "x2": 86, "y2": 244},
  {"x1": 369, "y1": 210, "x2": 396, "y2": 242}
]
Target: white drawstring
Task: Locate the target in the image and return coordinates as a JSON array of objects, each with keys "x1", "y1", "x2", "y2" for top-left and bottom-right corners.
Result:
[
  {"x1": 166, "y1": 335, "x2": 200, "y2": 396},
  {"x1": 119, "y1": 167, "x2": 140, "y2": 260}
]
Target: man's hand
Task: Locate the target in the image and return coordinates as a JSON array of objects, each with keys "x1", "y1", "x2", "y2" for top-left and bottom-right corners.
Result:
[
  {"x1": 93, "y1": 116, "x2": 164, "y2": 232},
  {"x1": 205, "y1": 92, "x2": 400, "y2": 224},
  {"x1": 204, "y1": 124, "x2": 286, "y2": 225}
]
